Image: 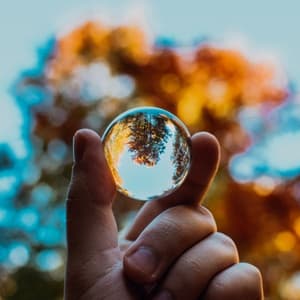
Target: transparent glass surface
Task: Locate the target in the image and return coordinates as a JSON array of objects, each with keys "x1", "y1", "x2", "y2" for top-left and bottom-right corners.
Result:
[{"x1": 102, "y1": 107, "x2": 192, "y2": 201}]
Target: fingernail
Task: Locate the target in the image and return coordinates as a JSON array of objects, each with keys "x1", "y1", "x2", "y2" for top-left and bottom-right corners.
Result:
[
  {"x1": 126, "y1": 246, "x2": 158, "y2": 276},
  {"x1": 73, "y1": 131, "x2": 86, "y2": 163},
  {"x1": 153, "y1": 290, "x2": 173, "y2": 300}
]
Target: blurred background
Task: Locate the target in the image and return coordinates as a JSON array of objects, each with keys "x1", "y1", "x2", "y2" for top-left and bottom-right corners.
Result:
[{"x1": 1, "y1": 0, "x2": 300, "y2": 299}]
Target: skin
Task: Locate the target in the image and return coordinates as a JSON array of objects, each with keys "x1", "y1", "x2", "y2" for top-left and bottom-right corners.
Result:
[{"x1": 65, "y1": 129, "x2": 264, "y2": 300}]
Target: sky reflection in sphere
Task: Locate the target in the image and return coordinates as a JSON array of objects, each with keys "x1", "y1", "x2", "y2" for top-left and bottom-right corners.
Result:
[{"x1": 103, "y1": 107, "x2": 191, "y2": 201}]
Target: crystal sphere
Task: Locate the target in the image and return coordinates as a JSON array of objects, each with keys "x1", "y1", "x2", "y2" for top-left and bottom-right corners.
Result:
[{"x1": 102, "y1": 107, "x2": 192, "y2": 201}]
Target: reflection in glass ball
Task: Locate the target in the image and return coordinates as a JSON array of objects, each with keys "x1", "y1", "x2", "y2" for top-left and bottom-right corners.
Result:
[{"x1": 102, "y1": 107, "x2": 192, "y2": 201}]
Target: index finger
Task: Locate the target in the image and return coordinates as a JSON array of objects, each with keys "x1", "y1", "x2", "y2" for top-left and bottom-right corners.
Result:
[{"x1": 125, "y1": 132, "x2": 220, "y2": 241}]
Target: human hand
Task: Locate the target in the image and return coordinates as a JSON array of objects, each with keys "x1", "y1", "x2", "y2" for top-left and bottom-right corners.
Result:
[{"x1": 65, "y1": 129, "x2": 263, "y2": 300}]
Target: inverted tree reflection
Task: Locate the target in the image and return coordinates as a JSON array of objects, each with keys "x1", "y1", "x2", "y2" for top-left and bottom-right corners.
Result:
[{"x1": 126, "y1": 113, "x2": 171, "y2": 166}]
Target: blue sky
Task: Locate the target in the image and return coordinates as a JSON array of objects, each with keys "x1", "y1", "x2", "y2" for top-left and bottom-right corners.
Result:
[{"x1": 1, "y1": 0, "x2": 300, "y2": 92}]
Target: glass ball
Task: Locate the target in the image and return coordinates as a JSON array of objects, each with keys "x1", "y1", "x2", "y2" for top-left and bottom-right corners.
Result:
[{"x1": 102, "y1": 107, "x2": 192, "y2": 201}]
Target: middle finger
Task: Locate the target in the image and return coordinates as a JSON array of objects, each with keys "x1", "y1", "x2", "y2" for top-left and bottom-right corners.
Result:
[{"x1": 125, "y1": 132, "x2": 220, "y2": 241}]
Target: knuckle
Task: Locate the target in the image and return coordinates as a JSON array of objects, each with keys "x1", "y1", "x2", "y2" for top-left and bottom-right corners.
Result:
[
  {"x1": 196, "y1": 205, "x2": 213, "y2": 218},
  {"x1": 196, "y1": 205, "x2": 217, "y2": 232},
  {"x1": 232, "y1": 265, "x2": 263, "y2": 299},
  {"x1": 239, "y1": 263, "x2": 263, "y2": 285},
  {"x1": 208, "y1": 264, "x2": 263, "y2": 300},
  {"x1": 161, "y1": 206, "x2": 194, "y2": 232},
  {"x1": 163, "y1": 205, "x2": 186, "y2": 217},
  {"x1": 211, "y1": 232, "x2": 239, "y2": 262},
  {"x1": 213, "y1": 232, "x2": 236, "y2": 251},
  {"x1": 164, "y1": 205, "x2": 217, "y2": 233}
]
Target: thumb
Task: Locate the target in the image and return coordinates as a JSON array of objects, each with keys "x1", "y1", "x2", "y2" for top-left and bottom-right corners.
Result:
[{"x1": 66, "y1": 129, "x2": 119, "y2": 296}]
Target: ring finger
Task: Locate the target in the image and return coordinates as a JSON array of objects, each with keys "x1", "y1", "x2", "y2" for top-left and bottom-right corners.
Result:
[{"x1": 151, "y1": 232, "x2": 239, "y2": 300}]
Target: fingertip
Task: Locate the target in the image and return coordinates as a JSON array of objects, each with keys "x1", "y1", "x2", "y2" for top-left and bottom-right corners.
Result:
[
  {"x1": 74, "y1": 128, "x2": 100, "y2": 140},
  {"x1": 203, "y1": 262, "x2": 264, "y2": 300},
  {"x1": 238, "y1": 262, "x2": 263, "y2": 287},
  {"x1": 189, "y1": 132, "x2": 220, "y2": 184},
  {"x1": 70, "y1": 128, "x2": 116, "y2": 205},
  {"x1": 73, "y1": 129, "x2": 103, "y2": 163},
  {"x1": 73, "y1": 130, "x2": 88, "y2": 163},
  {"x1": 191, "y1": 132, "x2": 220, "y2": 162}
]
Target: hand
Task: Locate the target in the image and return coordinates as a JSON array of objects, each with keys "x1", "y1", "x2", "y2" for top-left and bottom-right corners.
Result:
[{"x1": 65, "y1": 129, "x2": 263, "y2": 300}]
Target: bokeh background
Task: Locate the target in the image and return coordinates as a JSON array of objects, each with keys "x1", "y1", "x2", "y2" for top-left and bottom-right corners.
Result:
[{"x1": 1, "y1": 1, "x2": 300, "y2": 299}]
